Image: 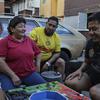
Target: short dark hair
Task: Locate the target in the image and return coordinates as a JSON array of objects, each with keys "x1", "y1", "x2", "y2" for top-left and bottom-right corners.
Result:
[
  {"x1": 8, "y1": 16, "x2": 26, "y2": 35},
  {"x1": 47, "y1": 16, "x2": 59, "y2": 25},
  {"x1": 88, "y1": 12, "x2": 100, "y2": 23}
]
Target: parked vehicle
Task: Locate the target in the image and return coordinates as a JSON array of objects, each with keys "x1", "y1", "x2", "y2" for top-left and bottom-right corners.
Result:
[
  {"x1": 0, "y1": 15, "x2": 86, "y2": 60},
  {"x1": 78, "y1": 29, "x2": 90, "y2": 39}
]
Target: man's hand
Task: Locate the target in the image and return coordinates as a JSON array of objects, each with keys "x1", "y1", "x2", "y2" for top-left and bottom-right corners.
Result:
[
  {"x1": 42, "y1": 63, "x2": 49, "y2": 71},
  {"x1": 36, "y1": 66, "x2": 40, "y2": 73},
  {"x1": 66, "y1": 69, "x2": 83, "y2": 80}
]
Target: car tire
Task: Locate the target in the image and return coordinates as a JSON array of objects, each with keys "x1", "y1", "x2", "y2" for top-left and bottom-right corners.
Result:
[{"x1": 60, "y1": 51, "x2": 70, "y2": 77}]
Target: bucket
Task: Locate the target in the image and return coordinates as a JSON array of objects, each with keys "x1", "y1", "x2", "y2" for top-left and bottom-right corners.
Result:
[
  {"x1": 41, "y1": 71, "x2": 62, "y2": 82},
  {"x1": 29, "y1": 91, "x2": 67, "y2": 100}
]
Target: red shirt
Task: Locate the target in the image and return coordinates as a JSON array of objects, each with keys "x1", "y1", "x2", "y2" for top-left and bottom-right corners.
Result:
[{"x1": 0, "y1": 35, "x2": 40, "y2": 78}]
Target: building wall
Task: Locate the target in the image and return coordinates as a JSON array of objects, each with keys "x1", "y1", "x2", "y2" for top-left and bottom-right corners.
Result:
[
  {"x1": 63, "y1": 12, "x2": 87, "y2": 29},
  {"x1": 64, "y1": 0, "x2": 100, "y2": 16},
  {"x1": 0, "y1": 0, "x2": 4, "y2": 14},
  {"x1": 12, "y1": 0, "x2": 40, "y2": 16},
  {"x1": 51, "y1": 0, "x2": 57, "y2": 16},
  {"x1": 57, "y1": 0, "x2": 64, "y2": 17},
  {"x1": 40, "y1": 0, "x2": 64, "y2": 17},
  {"x1": 40, "y1": 0, "x2": 51, "y2": 17}
]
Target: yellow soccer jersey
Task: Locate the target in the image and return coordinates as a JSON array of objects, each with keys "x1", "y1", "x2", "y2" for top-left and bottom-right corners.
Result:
[{"x1": 29, "y1": 27, "x2": 61, "y2": 61}]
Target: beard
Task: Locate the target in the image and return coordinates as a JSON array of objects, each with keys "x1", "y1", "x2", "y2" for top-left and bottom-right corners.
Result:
[{"x1": 45, "y1": 28, "x2": 55, "y2": 36}]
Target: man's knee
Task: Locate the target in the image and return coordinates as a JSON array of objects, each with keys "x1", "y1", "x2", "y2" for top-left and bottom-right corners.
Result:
[
  {"x1": 55, "y1": 58, "x2": 65, "y2": 66},
  {"x1": 65, "y1": 79, "x2": 78, "y2": 89},
  {"x1": 65, "y1": 78, "x2": 85, "y2": 92},
  {"x1": 89, "y1": 86, "x2": 97, "y2": 98}
]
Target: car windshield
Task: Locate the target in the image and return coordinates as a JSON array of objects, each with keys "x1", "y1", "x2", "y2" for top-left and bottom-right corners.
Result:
[{"x1": 38, "y1": 21, "x2": 74, "y2": 35}]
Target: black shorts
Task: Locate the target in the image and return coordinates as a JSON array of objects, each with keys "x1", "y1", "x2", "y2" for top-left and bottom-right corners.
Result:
[
  {"x1": 85, "y1": 64, "x2": 100, "y2": 85},
  {"x1": 60, "y1": 51, "x2": 69, "y2": 62},
  {"x1": 41, "y1": 51, "x2": 69, "y2": 71}
]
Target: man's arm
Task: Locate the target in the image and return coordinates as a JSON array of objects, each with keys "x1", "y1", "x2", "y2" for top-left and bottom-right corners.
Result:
[
  {"x1": 80, "y1": 58, "x2": 91, "y2": 72},
  {"x1": 42, "y1": 52, "x2": 60, "y2": 71},
  {"x1": 47, "y1": 33, "x2": 61, "y2": 64},
  {"x1": 47, "y1": 52, "x2": 60, "y2": 64},
  {"x1": 79, "y1": 61, "x2": 87, "y2": 72}
]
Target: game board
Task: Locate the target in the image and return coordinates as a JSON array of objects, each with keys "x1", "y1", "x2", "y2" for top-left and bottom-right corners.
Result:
[{"x1": 6, "y1": 81, "x2": 90, "y2": 100}]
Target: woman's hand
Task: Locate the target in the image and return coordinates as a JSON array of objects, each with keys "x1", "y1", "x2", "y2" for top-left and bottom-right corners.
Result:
[
  {"x1": 0, "y1": 89, "x2": 5, "y2": 100},
  {"x1": 11, "y1": 74, "x2": 21, "y2": 86}
]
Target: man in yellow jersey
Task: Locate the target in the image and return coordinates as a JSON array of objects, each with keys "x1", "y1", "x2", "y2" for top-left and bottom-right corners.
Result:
[{"x1": 30, "y1": 16, "x2": 67, "y2": 80}]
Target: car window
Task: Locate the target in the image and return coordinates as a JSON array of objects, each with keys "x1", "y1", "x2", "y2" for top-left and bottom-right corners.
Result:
[
  {"x1": 25, "y1": 20, "x2": 39, "y2": 35},
  {"x1": 38, "y1": 21, "x2": 46, "y2": 27},
  {"x1": 1, "y1": 23, "x2": 8, "y2": 37},
  {"x1": 57, "y1": 25, "x2": 74, "y2": 35},
  {"x1": 38, "y1": 21, "x2": 74, "y2": 35},
  {"x1": 0, "y1": 18, "x2": 10, "y2": 37}
]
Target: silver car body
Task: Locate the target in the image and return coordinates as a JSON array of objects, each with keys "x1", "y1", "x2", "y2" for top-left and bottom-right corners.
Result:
[{"x1": 59, "y1": 22, "x2": 86, "y2": 59}]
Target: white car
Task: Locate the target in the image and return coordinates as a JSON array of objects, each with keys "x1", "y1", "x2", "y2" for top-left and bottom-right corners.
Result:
[{"x1": 0, "y1": 15, "x2": 86, "y2": 60}]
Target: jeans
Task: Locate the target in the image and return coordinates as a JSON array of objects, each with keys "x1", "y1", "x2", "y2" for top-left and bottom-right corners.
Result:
[{"x1": 0, "y1": 72, "x2": 46, "y2": 91}]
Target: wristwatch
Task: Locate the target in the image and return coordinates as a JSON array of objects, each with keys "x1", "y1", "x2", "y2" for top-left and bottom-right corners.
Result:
[{"x1": 46, "y1": 62, "x2": 51, "y2": 66}]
